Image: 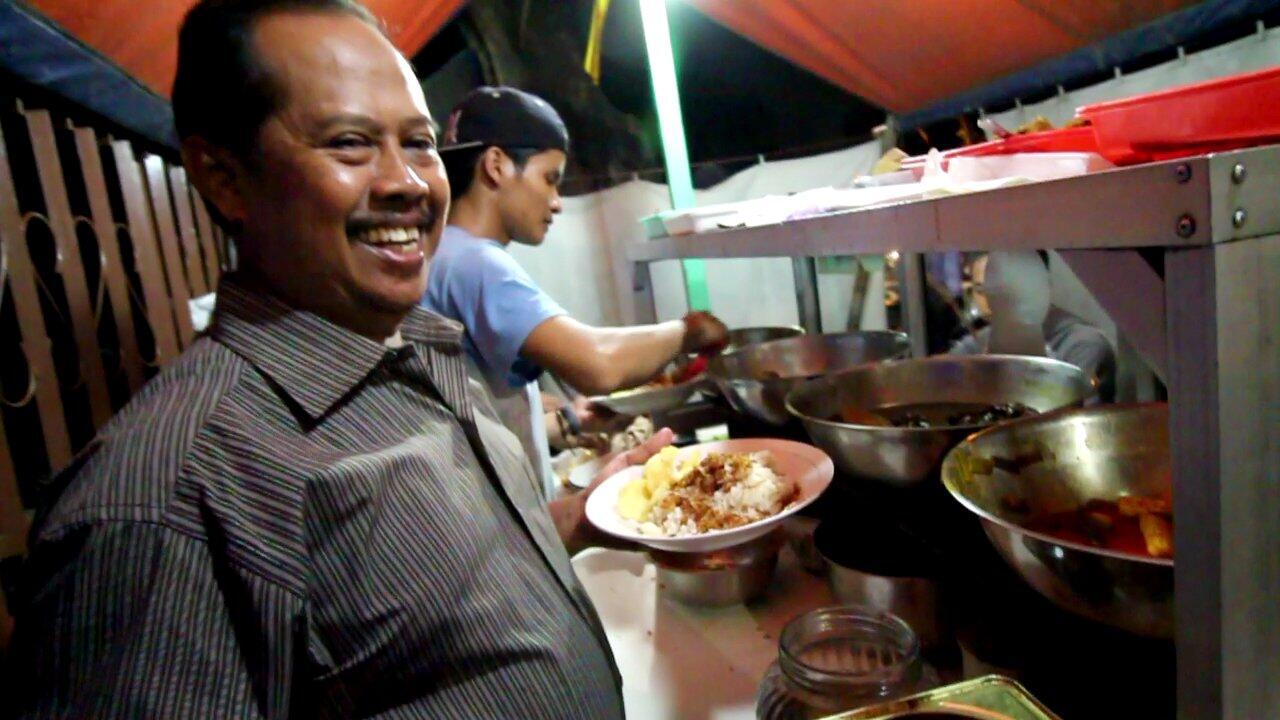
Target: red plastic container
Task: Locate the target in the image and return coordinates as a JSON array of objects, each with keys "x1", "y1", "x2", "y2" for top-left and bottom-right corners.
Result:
[
  {"x1": 947, "y1": 126, "x2": 1100, "y2": 157},
  {"x1": 901, "y1": 126, "x2": 1100, "y2": 169},
  {"x1": 1077, "y1": 65, "x2": 1280, "y2": 165}
]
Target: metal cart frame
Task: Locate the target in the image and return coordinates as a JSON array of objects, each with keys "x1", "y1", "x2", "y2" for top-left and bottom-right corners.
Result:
[{"x1": 627, "y1": 145, "x2": 1280, "y2": 719}]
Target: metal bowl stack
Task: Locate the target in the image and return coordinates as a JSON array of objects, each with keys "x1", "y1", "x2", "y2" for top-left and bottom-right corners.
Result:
[
  {"x1": 707, "y1": 331, "x2": 910, "y2": 425},
  {"x1": 647, "y1": 529, "x2": 784, "y2": 607},
  {"x1": 786, "y1": 355, "x2": 1090, "y2": 487},
  {"x1": 940, "y1": 403, "x2": 1173, "y2": 637}
]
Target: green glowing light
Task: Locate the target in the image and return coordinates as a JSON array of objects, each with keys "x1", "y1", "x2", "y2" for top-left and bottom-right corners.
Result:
[{"x1": 638, "y1": 0, "x2": 709, "y2": 311}]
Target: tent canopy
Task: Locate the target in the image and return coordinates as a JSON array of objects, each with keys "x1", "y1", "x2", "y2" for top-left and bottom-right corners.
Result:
[
  {"x1": 20, "y1": 0, "x2": 466, "y2": 95},
  {"x1": 7, "y1": 0, "x2": 1272, "y2": 145},
  {"x1": 687, "y1": 1, "x2": 1205, "y2": 113}
]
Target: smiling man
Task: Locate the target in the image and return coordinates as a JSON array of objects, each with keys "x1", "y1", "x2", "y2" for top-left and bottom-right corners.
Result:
[
  {"x1": 425, "y1": 87, "x2": 728, "y2": 498},
  {"x1": 4, "y1": 1, "x2": 658, "y2": 717}
]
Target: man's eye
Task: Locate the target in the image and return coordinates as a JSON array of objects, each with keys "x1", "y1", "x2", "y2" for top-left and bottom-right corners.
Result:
[
  {"x1": 329, "y1": 134, "x2": 371, "y2": 149},
  {"x1": 404, "y1": 136, "x2": 437, "y2": 152}
]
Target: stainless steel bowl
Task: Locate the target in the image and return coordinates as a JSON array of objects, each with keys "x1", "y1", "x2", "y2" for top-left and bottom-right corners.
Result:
[
  {"x1": 941, "y1": 403, "x2": 1173, "y2": 638},
  {"x1": 786, "y1": 355, "x2": 1090, "y2": 486},
  {"x1": 814, "y1": 521, "x2": 946, "y2": 649},
  {"x1": 707, "y1": 331, "x2": 910, "y2": 425},
  {"x1": 648, "y1": 530, "x2": 783, "y2": 606},
  {"x1": 723, "y1": 325, "x2": 805, "y2": 354}
]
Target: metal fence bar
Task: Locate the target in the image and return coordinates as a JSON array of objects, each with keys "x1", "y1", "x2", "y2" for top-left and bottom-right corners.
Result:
[
  {"x1": 0, "y1": 118, "x2": 72, "y2": 470},
  {"x1": 72, "y1": 124, "x2": 145, "y2": 393},
  {"x1": 141, "y1": 155, "x2": 195, "y2": 347},
  {"x1": 25, "y1": 109, "x2": 112, "y2": 428},
  {"x1": 166, "y1": 165, "x2": 208, "y2": 297},
  {"x1": 0, "y1": 412, "x2": 26, "y2": 558},
  {"x1": 110, "y1": 139, "x2": 180, "y2": 364}
]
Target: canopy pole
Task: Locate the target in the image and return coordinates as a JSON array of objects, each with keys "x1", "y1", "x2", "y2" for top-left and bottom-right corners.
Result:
[{"x1": 638, "y1": 0, "x2": 710, "y2": 311}]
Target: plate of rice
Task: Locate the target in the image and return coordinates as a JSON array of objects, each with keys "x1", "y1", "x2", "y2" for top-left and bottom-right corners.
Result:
[{"x1": 585, "y1": 438, "x2": 834, "y2": 553}]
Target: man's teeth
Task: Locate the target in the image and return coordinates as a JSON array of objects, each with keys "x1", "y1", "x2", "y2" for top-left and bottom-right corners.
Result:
[{"x1": 354, "y1": 227, "x2": 422, "y2": 245}]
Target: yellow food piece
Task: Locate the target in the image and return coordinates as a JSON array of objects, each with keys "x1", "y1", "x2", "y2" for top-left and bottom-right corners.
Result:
[
  {"x1": 616, "y1": 477, "x2": 650, "y2": 521},
  {"x1": 617, "y1": 446, "x2": 701, "y2": 521},
  {"x1": 871, "y1": 148, "x2": 907, "y2": 175},
  {"x1": 1138, "y1": 512, "x2": 1174, "y2": 559},
  {"x1": 1015, "y1": 115, "x2": 1055, "y2": 134}
]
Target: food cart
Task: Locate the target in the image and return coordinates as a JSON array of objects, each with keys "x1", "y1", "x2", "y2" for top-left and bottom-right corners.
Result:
[{"x1": 601, "y1": 143, "x2": 1279, "y2": 718}]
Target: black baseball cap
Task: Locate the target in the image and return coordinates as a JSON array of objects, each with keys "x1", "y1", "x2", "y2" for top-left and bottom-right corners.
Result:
[{"x1": 439, "y1": 86, "x2": 569, "y2": 155}]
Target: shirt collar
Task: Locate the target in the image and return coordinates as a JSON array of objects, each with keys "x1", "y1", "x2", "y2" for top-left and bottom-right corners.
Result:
[
  {"x1": 210, "y1": 276, "x2": 464, "y2": 420},
  {"x1": 444, "y1": 223, "x2": 508, "y2": 251}
]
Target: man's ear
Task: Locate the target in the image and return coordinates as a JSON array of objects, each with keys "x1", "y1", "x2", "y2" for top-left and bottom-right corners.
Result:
[
  {"x1": 478, "y1": 146, "x2": 513, "y2": 189},
  {"x1": 181, "y1": 137, "x2": 249, "y2": 229}
]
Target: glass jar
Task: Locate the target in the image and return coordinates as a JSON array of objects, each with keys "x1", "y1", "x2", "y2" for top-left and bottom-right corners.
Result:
[{"x1": 756, "y1": 605, "x2": 936, "y2": 720}]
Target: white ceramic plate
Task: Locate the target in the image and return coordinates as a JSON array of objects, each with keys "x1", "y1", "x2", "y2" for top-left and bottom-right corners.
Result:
[{"x1": 584, "y1": 438, "x2": 834, "y2": 553}]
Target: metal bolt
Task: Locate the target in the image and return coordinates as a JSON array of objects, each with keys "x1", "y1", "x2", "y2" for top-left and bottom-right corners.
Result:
[
  {"x1": 1231, "y1": 163, "x2": 1247, "y2": 184},
  {"x1": 1174, "y1": 163, "x2": 1193, "y2": 183},
  {"x1": 1233, "y1": 208, "x2": 1248, "y2": 228},
  {"x1": 1176, "y1": 214, "x2": 1197, "y2": 238}
]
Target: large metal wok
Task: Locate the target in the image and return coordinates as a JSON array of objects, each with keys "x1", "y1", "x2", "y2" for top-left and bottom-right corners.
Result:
[
  {"x1": 706, "y1": 331, "x2": 909, "y2": 425},
  {"x1": 786, "y1": 355, "x2": 1090, "y2": 487},
  {"x1": 723, "y1": 325, "x2": 804, "y2": 354},
  {"x1": 941, "y1": 403, "x2": 1173, "y2": 638}
]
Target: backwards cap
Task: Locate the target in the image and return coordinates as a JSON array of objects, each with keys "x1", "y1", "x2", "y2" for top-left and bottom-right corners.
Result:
[{"x1": 440, "y1": 86, "x2": 569, "y2": 154}]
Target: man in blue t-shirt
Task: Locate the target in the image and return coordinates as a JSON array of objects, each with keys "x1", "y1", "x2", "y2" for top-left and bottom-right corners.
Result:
[{"x1": 423, "y1": 87, "x2": 727, "y2": 498}]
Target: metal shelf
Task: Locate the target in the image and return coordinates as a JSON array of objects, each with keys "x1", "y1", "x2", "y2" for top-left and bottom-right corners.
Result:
[
  {"x1": 629, "y1": 145, "x2": 1280, "y2": 262},
  {"x1": 627, "y1": 144, "x2": 1280, "y2": 720}
]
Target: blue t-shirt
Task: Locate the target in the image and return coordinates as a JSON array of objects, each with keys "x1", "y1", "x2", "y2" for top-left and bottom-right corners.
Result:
[
  {"x1": 423, "y1": 226, "x2": 566, "y2": 388},
  {"x1": 422, "y1": 226, "x2": 567, "y2": 498}
]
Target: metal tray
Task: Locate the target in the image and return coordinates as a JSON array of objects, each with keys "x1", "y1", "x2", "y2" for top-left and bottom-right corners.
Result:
[
  {"x1": 590, "y1": 378, "x2": 706, "y2": 416},
  {"x1": 826, "y1": 674, "x2": 1060, "y2": 720}
]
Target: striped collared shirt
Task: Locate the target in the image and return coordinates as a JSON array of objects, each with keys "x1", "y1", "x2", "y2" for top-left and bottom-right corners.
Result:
[{"x1": 7, "y1": 278, "x2": 623, "y2": 719}]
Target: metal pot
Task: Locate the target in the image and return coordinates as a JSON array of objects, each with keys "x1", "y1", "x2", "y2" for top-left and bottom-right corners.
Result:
[
  {"x1": 786, "y1": 355, "x2": 1090, "y2": 487},
  {"x1": 814, "y1": 520, "x2": 945, "y2": 650},
  {"x1": 941, "y1": 403, "x2": 1173, "y2": 638},
  {"x1": 707, "y1": 331, "x2": 910, "y2": 425},
  {"x1": 648, "y1": 530, "x2": 783, "y2": 607}
]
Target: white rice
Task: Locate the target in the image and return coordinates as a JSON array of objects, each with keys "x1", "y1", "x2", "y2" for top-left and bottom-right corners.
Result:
[{"x1": 631, "y1": 452, "x2": 792, "y2": 537}]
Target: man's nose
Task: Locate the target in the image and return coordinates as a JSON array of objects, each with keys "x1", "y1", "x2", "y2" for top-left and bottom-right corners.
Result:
[
  {"x1": 371, "y1": 145, "x2": 430, "y2": 203},
  {"x1": 549, "y1": 192, "x2": 563, "y2": 214}
]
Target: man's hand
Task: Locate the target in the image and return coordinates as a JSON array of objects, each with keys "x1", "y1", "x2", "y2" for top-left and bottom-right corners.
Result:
[
  {"x1": 551, "y1": 427, "x2": 676, "y2": 555},
  {"x1": 573, "y1": 396, "x2": 630, "y2": 436},
  {"x1": 680, "y1": 312, "x2": 729, "y2": 354},
  {"x1": 566, "y1": 396, "x2": 626, "y2": 454}
]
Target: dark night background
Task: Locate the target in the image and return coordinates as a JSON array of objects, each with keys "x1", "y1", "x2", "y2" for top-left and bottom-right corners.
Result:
[{"x1": 411, "y1": 0, "x2": 885, "y2": 192}]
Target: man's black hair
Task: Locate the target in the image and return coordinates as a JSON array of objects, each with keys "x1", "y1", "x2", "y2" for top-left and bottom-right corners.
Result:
[
  {"x1": 172, "y1": 0, "x2": 381, "y2": 157},
  {"x1": 442, "y1": 146, "x2": 542, "y2": 199}
]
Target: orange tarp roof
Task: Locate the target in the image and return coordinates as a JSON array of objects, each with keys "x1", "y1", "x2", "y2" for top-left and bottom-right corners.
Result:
[
  {"x1": 26, "y1": 0, "x2": 1198, "y2": 111},
  {"x1": 24, "y1": 0, "x2": 465, "y2": 96},
  {"x1": 687, "y1": 0, "x2": 1203, "y2": 112}
]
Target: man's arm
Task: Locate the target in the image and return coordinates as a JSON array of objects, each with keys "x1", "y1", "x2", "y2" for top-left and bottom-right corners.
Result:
[
  {"x1": 548, "y1": 428, "x2": 674, "y2": 555},
  {"x1": 521, "y1": 313, "x2": 727, "y2": 396},
  {"x1": 8, "y1": 521, "x2": 300, "y2": 718}
]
